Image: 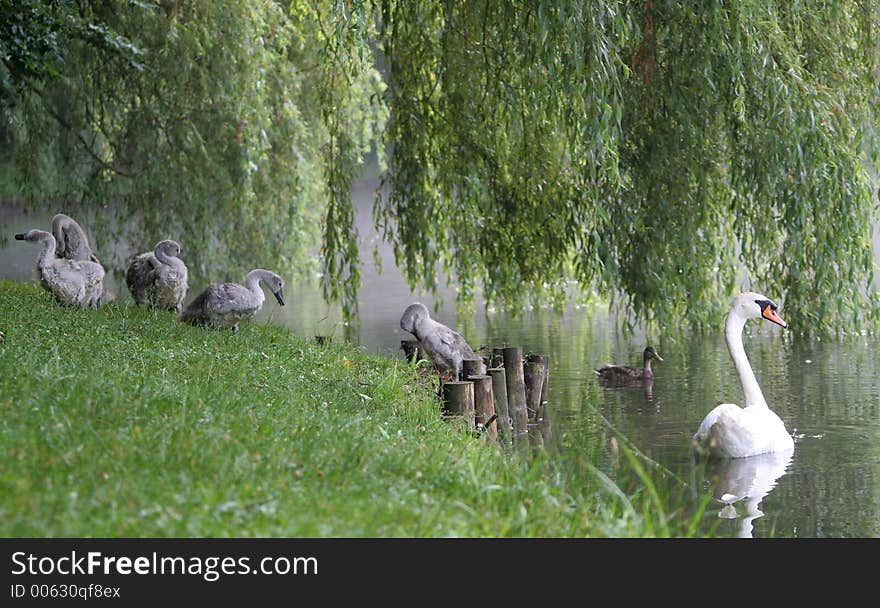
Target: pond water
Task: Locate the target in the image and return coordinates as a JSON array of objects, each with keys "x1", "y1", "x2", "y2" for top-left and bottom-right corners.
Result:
[{"x1": 2, "y1": 182, "x2": 879, "y2": 538}]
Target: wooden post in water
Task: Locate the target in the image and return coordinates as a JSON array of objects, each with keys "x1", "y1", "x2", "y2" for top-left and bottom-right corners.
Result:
[
  {"x1": 538, "y1": 401, "x2": 552, "y2": 445},
  {"x1": 524, "y1": 359, "x2": 546, "y2": 451},
  {"x1": 523, "y1": 360, "x2": 545, "y2": 422},
  {"x1": 469, "y1": 375, "x2": 498, "y2": 441},
  {"x1": 462, "y1": 357, "x2": 486, "y2": 381},
  {"x1": 488, "y1": 367, "x2": 511, "y2": 445},
  {"x1": 502, "y1": 347, "x2": 529, "y2": 444},
  {"x1": 441, "y1": 381, "x2": 475, "y2": 427},
  {"x1": 525, "y1": 353, "x2": 549, "y2": 405},
  {"x1": 526, "y1": 353, "x2": 551, "y2": 445}
]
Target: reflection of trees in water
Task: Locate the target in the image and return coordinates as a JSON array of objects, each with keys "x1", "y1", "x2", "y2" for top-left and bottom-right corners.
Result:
[{"x1": 777, "y1": 339, "x2": 880, "y2": 537}]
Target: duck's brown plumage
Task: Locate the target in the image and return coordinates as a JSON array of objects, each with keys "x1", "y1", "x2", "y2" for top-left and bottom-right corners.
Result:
[{"x1": 595, "y1": 346, "x2": 663, "y2": 384}]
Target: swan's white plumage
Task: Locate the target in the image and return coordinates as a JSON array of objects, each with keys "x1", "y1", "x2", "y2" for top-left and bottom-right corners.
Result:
[
  {"x1": 695, "y1": 402, "x2": 793, "y2": 458},
  {"x1": 707, "y1": 450, "x2": 793, "y2": 537},
  {"x1": 693, "y1": 291, "x2": 794, "y2": 459}
]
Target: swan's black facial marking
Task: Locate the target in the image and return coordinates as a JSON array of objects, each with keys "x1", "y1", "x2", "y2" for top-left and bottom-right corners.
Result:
[
  {"x1": 755, "y1": 299, "x2": 787, "y2": 328},
  {"x1": 754, "y1": 299, "x2": 776, "y2": 312}
]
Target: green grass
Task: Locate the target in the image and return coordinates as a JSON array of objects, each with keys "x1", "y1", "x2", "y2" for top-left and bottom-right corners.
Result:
[{"x1": 0, "y1": 280, "x2": 703, "y2": 536}]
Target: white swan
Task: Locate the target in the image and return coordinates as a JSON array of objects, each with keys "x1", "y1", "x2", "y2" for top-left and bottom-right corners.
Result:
[
  {"x1": 179, "y1": 269, "x2": 284, "y2": 331},
  {"x1": 126, "y1": 239, "x2": 189, "y2": 312},
  {"x1": 693, "y1": 291, "x2": 794, "y2": 458},
  {"x1": 15, "y1": 229, "x2": 105, "y2": 308}
]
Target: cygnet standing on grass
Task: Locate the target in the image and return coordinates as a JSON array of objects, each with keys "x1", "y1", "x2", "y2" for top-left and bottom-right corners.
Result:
[
  {"x1": 126, "y1": 239, "x2": 189, "y2": 313},
  {"x1": 399, "y1": 302, "x2": 482, "y2": 380},
  {"x1": 179, "y1": 269, "x2": 284, "y2": 332},
  {"x1": 15, "y1": 229, "x2": 105, "y2": 308}
]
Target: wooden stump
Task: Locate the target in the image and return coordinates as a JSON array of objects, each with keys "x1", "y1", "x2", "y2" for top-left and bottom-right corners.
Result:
[
  {"x1": 489, "y1": 367, "x2": 511, "y2": 445},
  {"x1": 469, "y1": 374, "x2": 498, "y2": 441},
  {"x1": 525, "y1": 353, "x2": 549, "y2": 406},
  {"x1": 538, "y1": 401, "x2": 552, "y2": 445},
  {"x1": 526, "y1": 353, "x2": 551, "y2": 445},
  {"x1": 502, "y1": 347, "x2": 529, "y2": 445},
  {"x1": 441, "y1": 381, "x2": 475, "y2": 427},
  {"x1": 523, "y1": 360, "x2": 545, "y2": 422},
  {"x1": 462, "y1": 357, "x2": 486, "y2": 381}
]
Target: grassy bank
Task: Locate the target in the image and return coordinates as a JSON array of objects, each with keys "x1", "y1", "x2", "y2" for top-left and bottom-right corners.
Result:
[{"x1": 0, "y1": 280, "x2": 689, "y2": 536}]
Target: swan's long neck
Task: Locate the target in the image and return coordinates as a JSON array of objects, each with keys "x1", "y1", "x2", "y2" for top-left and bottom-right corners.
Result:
[
  {"x1": 37, "y1": 233, "x2": 58, "y2": 268},
  {"x1": 243, "y1": 270, "x2": 267, "y2": 305},
  {"x1": 52, "y1": 217, "x2": 69, "y2": 256},
  {"x1": 155, "y1": 247, "x2": 186, "y2": 273},
  {"x1": 725, "y1": 310, "x2": 768, "y2": 408}
]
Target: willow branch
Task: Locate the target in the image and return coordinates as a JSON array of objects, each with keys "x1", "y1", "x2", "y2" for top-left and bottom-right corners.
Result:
[{"x1": 39, "y1": 97, "x2": 142, "y2": 179}]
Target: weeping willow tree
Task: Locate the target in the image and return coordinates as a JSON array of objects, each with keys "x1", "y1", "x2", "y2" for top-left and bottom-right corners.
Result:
[
  {"x1": 0, "y1": 0, "x2": 385, "y2": 285},
  {"x1": 361, "y1": 0, "x2": 880, "y2": 335},
  {"x1": 2, "y1": 1, "x2": 878, "y2": 335}
]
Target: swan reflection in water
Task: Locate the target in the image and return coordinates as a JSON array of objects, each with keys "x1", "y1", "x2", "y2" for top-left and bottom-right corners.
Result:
[{"x1": 703, "y1": 450, "x2": 794, "y2": 538}]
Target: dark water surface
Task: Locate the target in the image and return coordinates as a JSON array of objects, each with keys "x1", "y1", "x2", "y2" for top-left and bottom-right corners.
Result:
[{"x1": 3, "y1": 189, "x2": 879, "y2": 538}]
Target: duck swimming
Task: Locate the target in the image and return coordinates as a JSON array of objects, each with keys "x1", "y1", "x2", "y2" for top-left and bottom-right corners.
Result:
[
  {"x1": 126, "y1": 239, "x2": 189, "y2": 313},
  {"x1": 15, "y1": 229, "x2": 105, "y2": 308},
  {"x1": 693, "y1": 292, "x2": 794, "y2": 458},
  {"x1": 400, "y1": 302, "x2": 482, "y2": 380},
  {"x1": 595, "y1": 346, "x2": 663, "y2": 384},
  {"x1": 179, "y1": 268, "x2": 284, "y2": 331}
]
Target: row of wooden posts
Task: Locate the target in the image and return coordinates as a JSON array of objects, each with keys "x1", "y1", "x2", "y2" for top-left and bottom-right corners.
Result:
[{"x1": 402, "y1": 342, "x2": 552, "y2": 449}]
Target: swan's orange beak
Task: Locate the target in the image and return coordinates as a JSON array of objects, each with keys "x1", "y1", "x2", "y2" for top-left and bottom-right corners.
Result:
[{"x1": 762, "y1": 307, "x2": 787, "y2": 328}]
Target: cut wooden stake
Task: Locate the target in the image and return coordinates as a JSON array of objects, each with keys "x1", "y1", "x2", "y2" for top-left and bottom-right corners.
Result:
[
  {"x1": 502, "y1": 347, "x2": 528, "y2": 444},
  {"x1": 469, "y1": 374, "x2": 498, "y2": 441},
  {"x1": 525, "y1": 353, "x2": 549, "y2": 406},
  {"x1": 523, "y1": 360, "x2": 545, "y2": 422},
  {"x1": 462, "y1": 357, "x2": 486, "y2": 380},
  {"x1": 441, "y1": 381, "x2": 475, "y2": 426},
  {"x1": 526, "y1": 353, "x2": 551, "y2": 445},
  {"x1": 488, "y1": 367, "x2": 511, "y2": 445}
]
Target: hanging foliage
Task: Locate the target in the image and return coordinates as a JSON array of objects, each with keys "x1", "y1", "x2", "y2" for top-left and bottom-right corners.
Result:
[
  {"x1": 2, "y1": 1, "x2": 878, "y2": 335},
  {"x1": 370, "y1": 0, "x2": 880, "y2": 334},
  {"x1": 1, "y1": 0, "x2": 385, "y2": 292}
]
